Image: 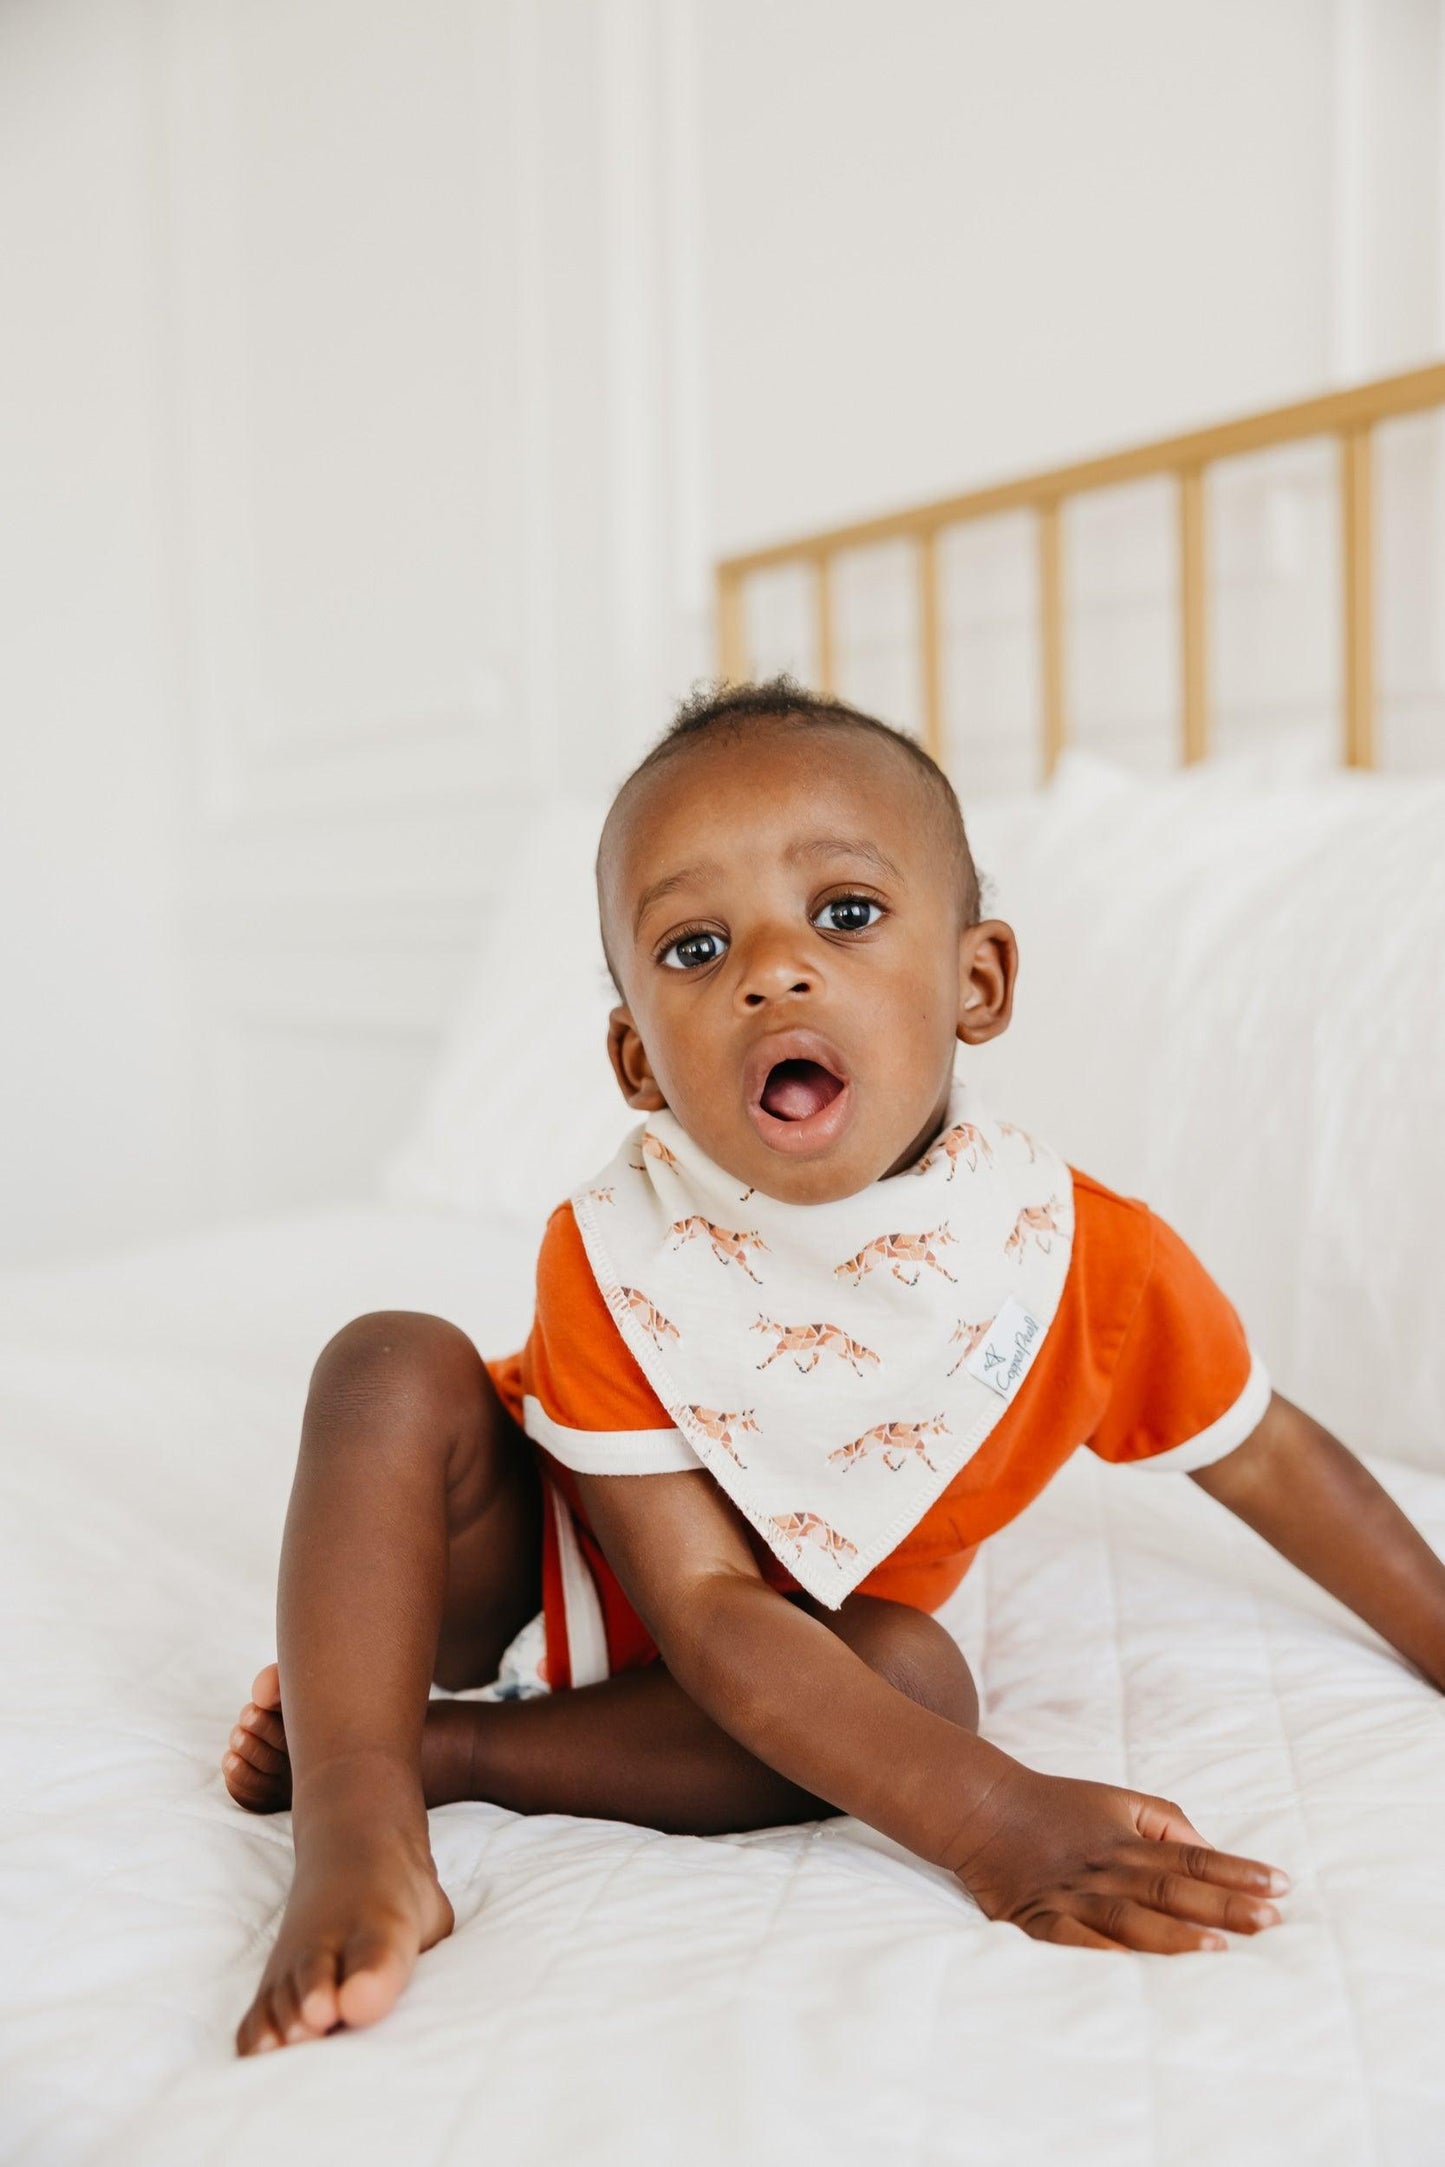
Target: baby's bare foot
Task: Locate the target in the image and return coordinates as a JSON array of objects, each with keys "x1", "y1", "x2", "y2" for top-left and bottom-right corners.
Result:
[
  {"x1": 223, "y1": 1665, "x2": 479, "y2": 1814},
  {"x1": 223, "y1": 1665, "x2": 293, "y2": 1811},
  {"x1": 234, "y1": 1758, "x2": 454, "y2": 2055}
]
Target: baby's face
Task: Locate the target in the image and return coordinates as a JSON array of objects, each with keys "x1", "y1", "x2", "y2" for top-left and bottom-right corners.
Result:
[{"x1": 600, "y1": 724, "x2": 1017, "y2": 1204}]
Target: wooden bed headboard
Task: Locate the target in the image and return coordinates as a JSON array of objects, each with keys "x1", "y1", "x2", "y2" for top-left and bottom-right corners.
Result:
[{"x1": 715, "y1": 361, "x2": 1445, "y2": 777}]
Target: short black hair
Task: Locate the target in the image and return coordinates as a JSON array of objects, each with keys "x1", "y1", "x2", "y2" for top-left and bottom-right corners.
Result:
[{"x1": 596, "y1": 675, "x2": 982, "y2": 992}]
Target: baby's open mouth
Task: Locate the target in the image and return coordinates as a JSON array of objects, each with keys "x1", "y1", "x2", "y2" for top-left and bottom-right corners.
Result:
[
  {"x1": 742, "y1": 1030, "x2": 854, "y2": 1157},
  {"x1": 759, "y1": 1058, "x2": 847, "y2": 1124}
]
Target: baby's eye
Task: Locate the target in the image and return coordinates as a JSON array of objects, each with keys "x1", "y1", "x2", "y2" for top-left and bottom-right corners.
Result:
[
  {"x1": 659, "y1": 928, "x2": 729, "y2": 971},
  {"x1": 812, "y1": 895, "x2": 884, "y2": 934}
]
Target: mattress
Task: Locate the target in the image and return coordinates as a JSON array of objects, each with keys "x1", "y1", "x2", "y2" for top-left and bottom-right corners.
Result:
[{"x1": 4, "y1": 1204, "x2": 1444, "y2": 2167}]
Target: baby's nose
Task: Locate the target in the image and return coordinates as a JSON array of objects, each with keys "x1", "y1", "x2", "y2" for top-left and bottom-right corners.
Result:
[{"x1": 735, "y1": 933, "x2": 816, "y2": 1008}]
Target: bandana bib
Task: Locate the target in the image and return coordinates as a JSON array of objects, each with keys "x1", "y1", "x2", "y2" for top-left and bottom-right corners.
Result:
[{"x1": 568, "y1": 1066, "x2": 1075, "y2": 1608}]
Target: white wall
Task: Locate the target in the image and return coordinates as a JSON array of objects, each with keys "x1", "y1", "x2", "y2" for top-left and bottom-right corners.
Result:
[
  {"x1": 702, "y1": 0, "x2": 1445, "y2": 788},
  {"x1": 2, "y1": 0, "x2": 1441, "y2": 1267},
  {"x1": 700, "y1": 0, "x2": 1339, "y2": 552},
  {"x1": 0, "y1": 0, "x2": 197, "y2": 1264},
  {"x1": 1, "y1": 0, "x2": 708, "y2": 1268}
]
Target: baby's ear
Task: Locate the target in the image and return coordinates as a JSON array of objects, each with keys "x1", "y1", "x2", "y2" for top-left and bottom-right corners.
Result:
[
  {"x1": 957, "y1": 919, "x2": 1018, "y2": 1045},
  {"x1": 607, "y1": 1005, "x2": 667, "y2": 1110}
]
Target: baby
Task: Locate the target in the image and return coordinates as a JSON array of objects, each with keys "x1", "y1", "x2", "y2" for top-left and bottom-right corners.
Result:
[{"x1": 223, "y1": 679, "x2": 1445, "y2": 2055}]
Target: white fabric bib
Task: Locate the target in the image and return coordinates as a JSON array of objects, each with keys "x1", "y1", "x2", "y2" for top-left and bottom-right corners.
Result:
[{"x1": 570, "y1": 1067, "x2": 1075, "y2": 1607}]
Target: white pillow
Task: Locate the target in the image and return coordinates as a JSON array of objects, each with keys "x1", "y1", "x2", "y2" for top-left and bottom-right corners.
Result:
[
  {"x1": 382, "y1": 800, "x2": 633, "y2": 1231},
  {"x1": 965, "y1": 749, "x2": 1445, "y2": 1472}
]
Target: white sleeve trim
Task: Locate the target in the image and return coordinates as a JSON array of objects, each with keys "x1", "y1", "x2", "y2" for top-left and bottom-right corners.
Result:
[
  {"x1": 1116, "y1": 1346, "x2": 1272, "y2": 1473},
  {"x1": 523, "y1": 1394, "x2": 701, "y2": 1475}
]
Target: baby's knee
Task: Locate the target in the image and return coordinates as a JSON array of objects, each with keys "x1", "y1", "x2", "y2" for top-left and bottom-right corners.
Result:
[
  {"x1": 307, "y1": 1309, "x2": 486, "y2": 1431},
  {"x1": 850, "y1": 1600, "x2": 979, "y2": 1731}
]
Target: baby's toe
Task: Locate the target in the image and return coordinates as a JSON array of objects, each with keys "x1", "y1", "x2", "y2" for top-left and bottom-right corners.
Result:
[
  {"x1": 223, "y1": 1736, "x2": 291, "y2": 1813},
  {"x1": 236, "y1": 1985, "x2": 283, "y2": 2056},
  {"x1": 336, "y1": 1925, "x2": 413, "y2": 2030},
  {"x1": 239, "y1": 1701, "x2": 287, "y2": 1751},
  {"x1": 293, "y1": 1946, "x2": 341, "y2": 2036},
  {"x1": 233, "y1": 1712, "x2": 287, "y2": 1767},
  {"x1": 270, "y1": 1969, "x2": 319, "y2": 2047},
  {"x1": 267, "y1": 1969, "x2": 300, "y2": 2043},
  {"x1": 228, "y1": 1727, "x2": 287, "y2": 1782},
  {"x1": 251, "y1": 1662, "x2": 282, "y2": 1711}
]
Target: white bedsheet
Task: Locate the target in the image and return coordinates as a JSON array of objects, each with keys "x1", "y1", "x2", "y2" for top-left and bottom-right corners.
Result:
[{"x1": 4, "y1": 1205, "x2": 1445, "y2": 2167}]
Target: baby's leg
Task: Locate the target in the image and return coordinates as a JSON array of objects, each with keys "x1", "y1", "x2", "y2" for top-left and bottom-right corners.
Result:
[
  {"x1": 231, "y1": 1309, "x2": 543, "y2": 2057},
  {"x1": 425, "y1": 1589, "x2": 980, "y2": 1832},
  {"x1": 229, "y1": 1313, "x2": 979, "y2": 2053}
]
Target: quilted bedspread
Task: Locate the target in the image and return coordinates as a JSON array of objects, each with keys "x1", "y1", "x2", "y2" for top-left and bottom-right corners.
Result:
[{"x1": 3, "y1": 1204, "x2": 1445, "y2": 2167}]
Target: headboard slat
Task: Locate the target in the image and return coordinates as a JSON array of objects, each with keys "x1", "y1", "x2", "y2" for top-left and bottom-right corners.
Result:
[
  {"x1": 813, "y1": 555, "x2": 836, "y2": 695},
  {"x1": 1340, "y1": 427, "x2": 1376, "y2": 771},
  {"x1": 916, "y1": 530, "x2": 944, "y2": 763},
  {"x1": 1037, "y1": 503, "x2": 1066, "y2": 778},
  {"x1": 1178, "y1": 468, "x2": 1209, "y2": 765}
]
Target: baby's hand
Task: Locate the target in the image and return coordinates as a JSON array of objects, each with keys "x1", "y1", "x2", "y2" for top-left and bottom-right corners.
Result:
[{"x1": 948, "y1": 1764, "x2": 1288, "y2": 1953}]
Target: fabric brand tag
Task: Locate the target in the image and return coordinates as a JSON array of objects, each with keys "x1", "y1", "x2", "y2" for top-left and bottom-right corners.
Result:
[{"x1": 963, "y1": 1296, "x2": 1046, "y2": 1402}]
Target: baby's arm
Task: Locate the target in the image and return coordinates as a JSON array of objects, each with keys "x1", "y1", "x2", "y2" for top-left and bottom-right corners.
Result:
[
  {"x1": 577, "y1": 1466, "x2": 1287, "y2": 1952},
  {"x1": 1191, "y1": 1390, "x2": 1445, "y2": 1689}
]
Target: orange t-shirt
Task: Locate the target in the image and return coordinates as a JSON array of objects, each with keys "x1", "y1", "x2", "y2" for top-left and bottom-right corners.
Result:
[{"x1": 487, "y1": 1166, "x2": 1269, "y2": 1687}]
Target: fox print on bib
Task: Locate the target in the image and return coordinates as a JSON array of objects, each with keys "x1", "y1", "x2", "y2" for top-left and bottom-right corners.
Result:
[{"x1": 566, "y1": 1067, "x2": 1075, "y2": 1608}]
